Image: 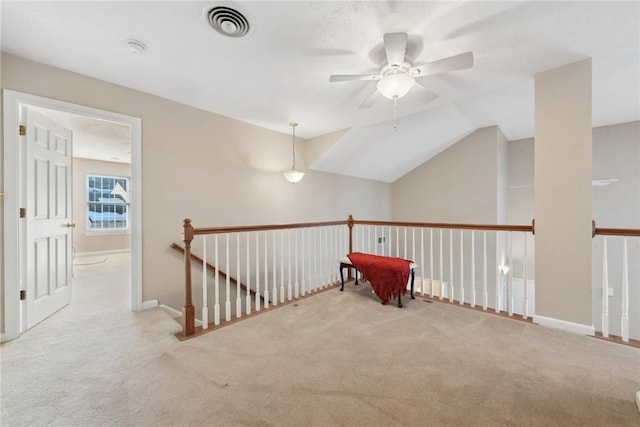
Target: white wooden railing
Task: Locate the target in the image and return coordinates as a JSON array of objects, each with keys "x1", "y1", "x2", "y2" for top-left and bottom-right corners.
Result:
[
  {"x1": 593, "y1": 226, "x2": 640, "y2": 342},
  {"x1": 350, "y1": 220, "x2": 535, "y2": 317},
  {"x1": 178, "y1": 216, "x2": 535, "y2": 338}
]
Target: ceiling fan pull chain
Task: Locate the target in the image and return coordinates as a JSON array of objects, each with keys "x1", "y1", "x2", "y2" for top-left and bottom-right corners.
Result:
[{"x1": 393, "y1": 97, "x2": 398, "y2": 132}]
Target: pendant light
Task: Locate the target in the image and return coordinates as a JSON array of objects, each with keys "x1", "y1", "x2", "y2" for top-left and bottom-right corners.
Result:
[{"x1": 282, "y1": 122, "x2": 305, "y2": 184}]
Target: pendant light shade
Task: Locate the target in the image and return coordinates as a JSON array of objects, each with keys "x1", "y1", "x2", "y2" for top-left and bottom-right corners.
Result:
[{"x1": 283, "y1": 122, "x2": 305, "y2": 183}]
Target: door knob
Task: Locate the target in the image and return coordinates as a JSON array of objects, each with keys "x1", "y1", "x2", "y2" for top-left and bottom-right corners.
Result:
[{"x1": 66, "y1": 223, "x2": 76, "y2": 228}]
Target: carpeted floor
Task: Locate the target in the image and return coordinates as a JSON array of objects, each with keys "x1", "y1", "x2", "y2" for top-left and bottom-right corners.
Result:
[{"x1": 1, "y1": 252, "x2": 639, "y2": 426}]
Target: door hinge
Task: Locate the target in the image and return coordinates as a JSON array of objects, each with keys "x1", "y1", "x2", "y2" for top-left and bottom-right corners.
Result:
[
  {"x1": 19, "y1": 208, "x2": 26, "y2": 218},
  {"x1": 19, "y1": 125, "x2": 26, "y2": 136},
  {"x1": 20, "y1": 290, "x2": 26, "y2": 301}
]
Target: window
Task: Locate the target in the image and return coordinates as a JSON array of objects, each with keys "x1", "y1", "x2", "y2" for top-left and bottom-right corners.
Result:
[{"x1": 87, "y1": 174, "x2": 130, "y2": 232}]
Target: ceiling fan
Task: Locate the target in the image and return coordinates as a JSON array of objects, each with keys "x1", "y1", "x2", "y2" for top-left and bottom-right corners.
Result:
[{"x1": 329, "y1": 33, "x2": 474, "y2": 111}]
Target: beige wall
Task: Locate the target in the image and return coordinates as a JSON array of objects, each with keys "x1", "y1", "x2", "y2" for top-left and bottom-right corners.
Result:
[
  {"x1": 72, "y1": 158, "x2": 131, "y2": 254},
  {"x1": 391, "y1": 126, "x2": 505, "y2": 223},
  {"x1": 1, "y1": 53, "x2": 391, "y2": 317},
  {"x1": 534, "y1": 59, "x2": 593, "y2": 329}
]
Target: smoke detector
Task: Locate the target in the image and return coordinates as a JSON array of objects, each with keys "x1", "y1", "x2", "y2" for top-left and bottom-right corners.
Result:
[
  {"x1": 126, "y1": 40, "x2": 147, "y2": 55},
  {"x1": 206, "y1": 6, "x2": 250, "y2": 37}
]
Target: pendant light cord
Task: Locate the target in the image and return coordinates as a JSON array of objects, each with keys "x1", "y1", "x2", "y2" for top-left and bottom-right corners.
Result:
[{"x1": 290, "y1": 122, "x2": 298, "y2": 169}]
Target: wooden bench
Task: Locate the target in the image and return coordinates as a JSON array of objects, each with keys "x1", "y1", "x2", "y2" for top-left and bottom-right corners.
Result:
[{"x1": 339, "y1": 256, "x2": 416, "y2": 307}]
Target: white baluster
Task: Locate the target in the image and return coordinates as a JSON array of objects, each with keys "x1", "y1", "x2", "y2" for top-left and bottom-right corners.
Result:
[
  {"x1": 301, "y1": 228, "x2": 306, "y2": 296},
  {"x1": 523, "y1": 232, "x2": 528, "y2": 318},
  {"x1": 202, "y1": 236, "x2": 208, "y2": 329},
  {"x1": 412, "y1": 228, "x2": 416, "y2": 263},
  {"x1": 387, "y1": 226, "x2": 391, "y2": 257},
  {"x1": 404, "y1": 227, "x2": 407, "y2": 259},
  {"x1": 374, "y1": 227, "x2": 379, "y2": 255},
  {"x1": 396, "y1": 227, "x2": 400, "y2": 257},
  {"x1": 287, "y1": 229, "x2": 292, "y2": 300},
  {"x1": 420, "y1": 228, "x2": 425, "y2": 295},
  {"x1": 483, "y1": 231, "x2": 488, "y2": 310},
  {"x1": 508, "y1": 232, "x2": 513, "y2": 317},
  {"x1": 471, "y1": 231, "x2": 476, "y2": 308},
  {"x1": 255, "y1": 232, "x2": 260, "y2": 312},
  {"x1": 601, "y1": 237, "x2": 609, "y2": 337},
  {"x1": 314, "y1": 227, "x2": 319, "y2": 291},
  {"x1": 368, "y1": 225, "x2": 371, "y2": 254},
  {"x1": 439, "y1": 229, "x2": 444, "y2": 300},
  {"x1": 621, "y1": 237, "x2": 629, "y2": 342},
  {"x1": 246, "y1": 233, "x2": 251, "y2": 315},
  {"x1": 214, "y1": 235, "x2": 220, "y2": 325},
  {"x1": 449, "y1": 229, "x2": 454, "y2": 302},
  {"x1": 273, "y1": 231, "x2": 278, "y2": 305},
  {"x1": 294, "y1": 229, "x2": 299, "y2": 299},
  {"x1": 495, "y1": 231, "x2": 500, "y2": 314},
  {"x1": 264, "y1": 231, "x2": 269, "y2": 309},
  {"x1": 280, "y1": 230, "x2": 285, "y2": 303},
  {"x1": 459, "y1": 229, "x2": 464, "y2": 305},
  {"x1": 429, "y1": 229, "x2": 434, "y2": 297},
  {"x1": 225, "y1": 234, "x2": 231, "y2": 321},
  {"x1": 236, "y1": 234, "x2": 241, "y2": 318}
]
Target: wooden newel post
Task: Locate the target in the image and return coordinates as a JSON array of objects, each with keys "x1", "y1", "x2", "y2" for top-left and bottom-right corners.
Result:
[
  {"x1": 183, "y1": 219, "x2": 195, "y2": 337},
  {"x1": 347, "y1": 215, "x2": 354, "y2": 279},
  {"x1": 347, "y1": 214, "x2": 354, "y2": 254}
]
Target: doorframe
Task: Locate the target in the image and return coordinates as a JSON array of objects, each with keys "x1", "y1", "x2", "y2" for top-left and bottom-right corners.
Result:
[{"x1": 3, "y1": 89, "x2": 143, "y2": 342}]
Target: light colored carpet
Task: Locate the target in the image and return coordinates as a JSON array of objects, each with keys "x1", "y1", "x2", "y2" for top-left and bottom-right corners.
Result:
[{"x1": 1, "y1": 252, "x2": 639, "y2": 426}]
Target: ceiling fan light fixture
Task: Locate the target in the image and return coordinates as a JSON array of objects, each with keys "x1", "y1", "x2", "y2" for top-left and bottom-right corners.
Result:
[{"x1": 377, "y1": 73, "x2": 415, "y2": 99}]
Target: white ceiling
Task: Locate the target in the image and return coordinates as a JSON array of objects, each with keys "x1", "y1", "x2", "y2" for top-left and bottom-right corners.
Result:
[{"x1": 2, "y1": 1, "x2": 639, "y2": 181}]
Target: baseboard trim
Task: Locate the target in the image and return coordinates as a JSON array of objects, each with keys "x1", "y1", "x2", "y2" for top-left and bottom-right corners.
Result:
[
  {"x1": 142, "y1": 299, "x2": 158, "y2": 310},
  {"x1": 635, "y1": 391, "x2": 640, "y2": 413},
  {"x1": 159, "y1": 304, "x2": 202, "y2": 326},
  {"x1": 74, "y1": 248, "x2": 131, "y2": 257},
  {"x1": 533, "y1": 315, "x2": 595, "y2": 336}
]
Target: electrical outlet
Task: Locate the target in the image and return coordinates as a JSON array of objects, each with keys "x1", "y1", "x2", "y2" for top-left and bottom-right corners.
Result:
[{"x1": 377, "y1": 237, "x2": 386, "y2": 244}]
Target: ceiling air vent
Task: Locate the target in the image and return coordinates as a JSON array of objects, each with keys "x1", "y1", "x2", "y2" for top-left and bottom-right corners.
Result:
[{"x1": 206, "y1": 6, "x2": 250, "y2": 38}]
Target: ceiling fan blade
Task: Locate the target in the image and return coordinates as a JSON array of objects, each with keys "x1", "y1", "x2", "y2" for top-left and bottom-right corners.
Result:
[
  {"x1": 358, "y1": 90, "x2": 380, "y2": 109},
  {"x1": 411, "y1": 51, "x2": 474, "y2": 77},
  {"x1": 414, "y1": 82, "x2": 439, "y2": 104},
  {"x1": 329, "y1": 74, "x2": 380, "y2": 82},
  {"x1": 383, "y1": 33, "x2": 408, "y2": 67}
]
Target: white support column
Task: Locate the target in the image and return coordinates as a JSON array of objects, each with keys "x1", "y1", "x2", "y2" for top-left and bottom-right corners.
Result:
[
  {"x1": 301, "y1": 228, "x2": 306, "y2": 296},
  {"x1": 534, "y1": 59, "x2": 593, "y2": 333},
  {"x1": 495, "y1": 231, "x2": 500, "y2": 314},
  {"x1": 294, "y1": 229, "x2": 299, "y2": 299},
  {"x1": 420, "y1": 228, "x2": 425, "y2": 295},
  {"x1": 523, "y1": 232, "x2": 528, "y2": 318},
  {"x1": 280, "y1": 230, "x2": 285, "y2": 303},
  {"x1": 508, "y1": 232, "x2": 513, "y2": 317},
  {"x1": 429, "y1": 229, "x2": 434, "y2": 297},
  {"x1": 273, "y1": 231, "x2": 278, "y2": 305},
  {"x1": 439, "y1": 229, "x2": 444, "y2": 300}
]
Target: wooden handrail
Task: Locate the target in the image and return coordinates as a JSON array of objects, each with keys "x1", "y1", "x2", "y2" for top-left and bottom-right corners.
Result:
[
  {"x1": 352, "y1": 219, "x2": 534, "y2": 233},
  {"x1": 594, "y1": 227, "x2": 640, "y2": 237},
  {"x1": 192, "y1": 220, "x2": 347, "y2": 236},
  {"x1": 171, "y1": 243, "x2": 263, "y2": 300}
]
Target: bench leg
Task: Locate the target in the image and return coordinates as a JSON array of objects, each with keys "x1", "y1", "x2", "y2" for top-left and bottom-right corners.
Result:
[
  {"x1": 340, "y1": 264, "x2": 345, "y2": 291},
  {"x1": 411, "y1": 269, "x2": 415, "y2": 299},
  {"x1": 398, "y1": 294, "x2": 403, "y2": 308}
]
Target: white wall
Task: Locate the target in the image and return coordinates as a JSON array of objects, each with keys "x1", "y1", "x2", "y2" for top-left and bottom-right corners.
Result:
[{"x1": 1, "y1": 53, "x2": 391, "y2": 318}]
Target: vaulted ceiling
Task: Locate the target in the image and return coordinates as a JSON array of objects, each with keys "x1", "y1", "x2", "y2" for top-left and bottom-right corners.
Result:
[{"x1": 2, "y1": 1, "x2": 639, "y2": 181}]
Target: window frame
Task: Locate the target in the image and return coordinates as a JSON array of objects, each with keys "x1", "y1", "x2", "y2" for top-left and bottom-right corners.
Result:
[{"x1": 85, "y1": 173, "x2": 131, "y2": 234}]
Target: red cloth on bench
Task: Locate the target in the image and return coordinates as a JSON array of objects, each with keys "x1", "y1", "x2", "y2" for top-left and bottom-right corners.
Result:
[{"x1": 347, "y1": 252, "x2": 412, "y2": 304}]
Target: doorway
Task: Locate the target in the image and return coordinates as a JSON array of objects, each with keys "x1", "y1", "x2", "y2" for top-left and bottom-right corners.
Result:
[{"x1": 2, "y1": 90, "x2": 143, "y2": 342}]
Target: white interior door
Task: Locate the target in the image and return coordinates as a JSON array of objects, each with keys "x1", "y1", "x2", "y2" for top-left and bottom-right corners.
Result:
[{"x1": 24, "y1": 107, "x2": 74, "y2": 329}]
